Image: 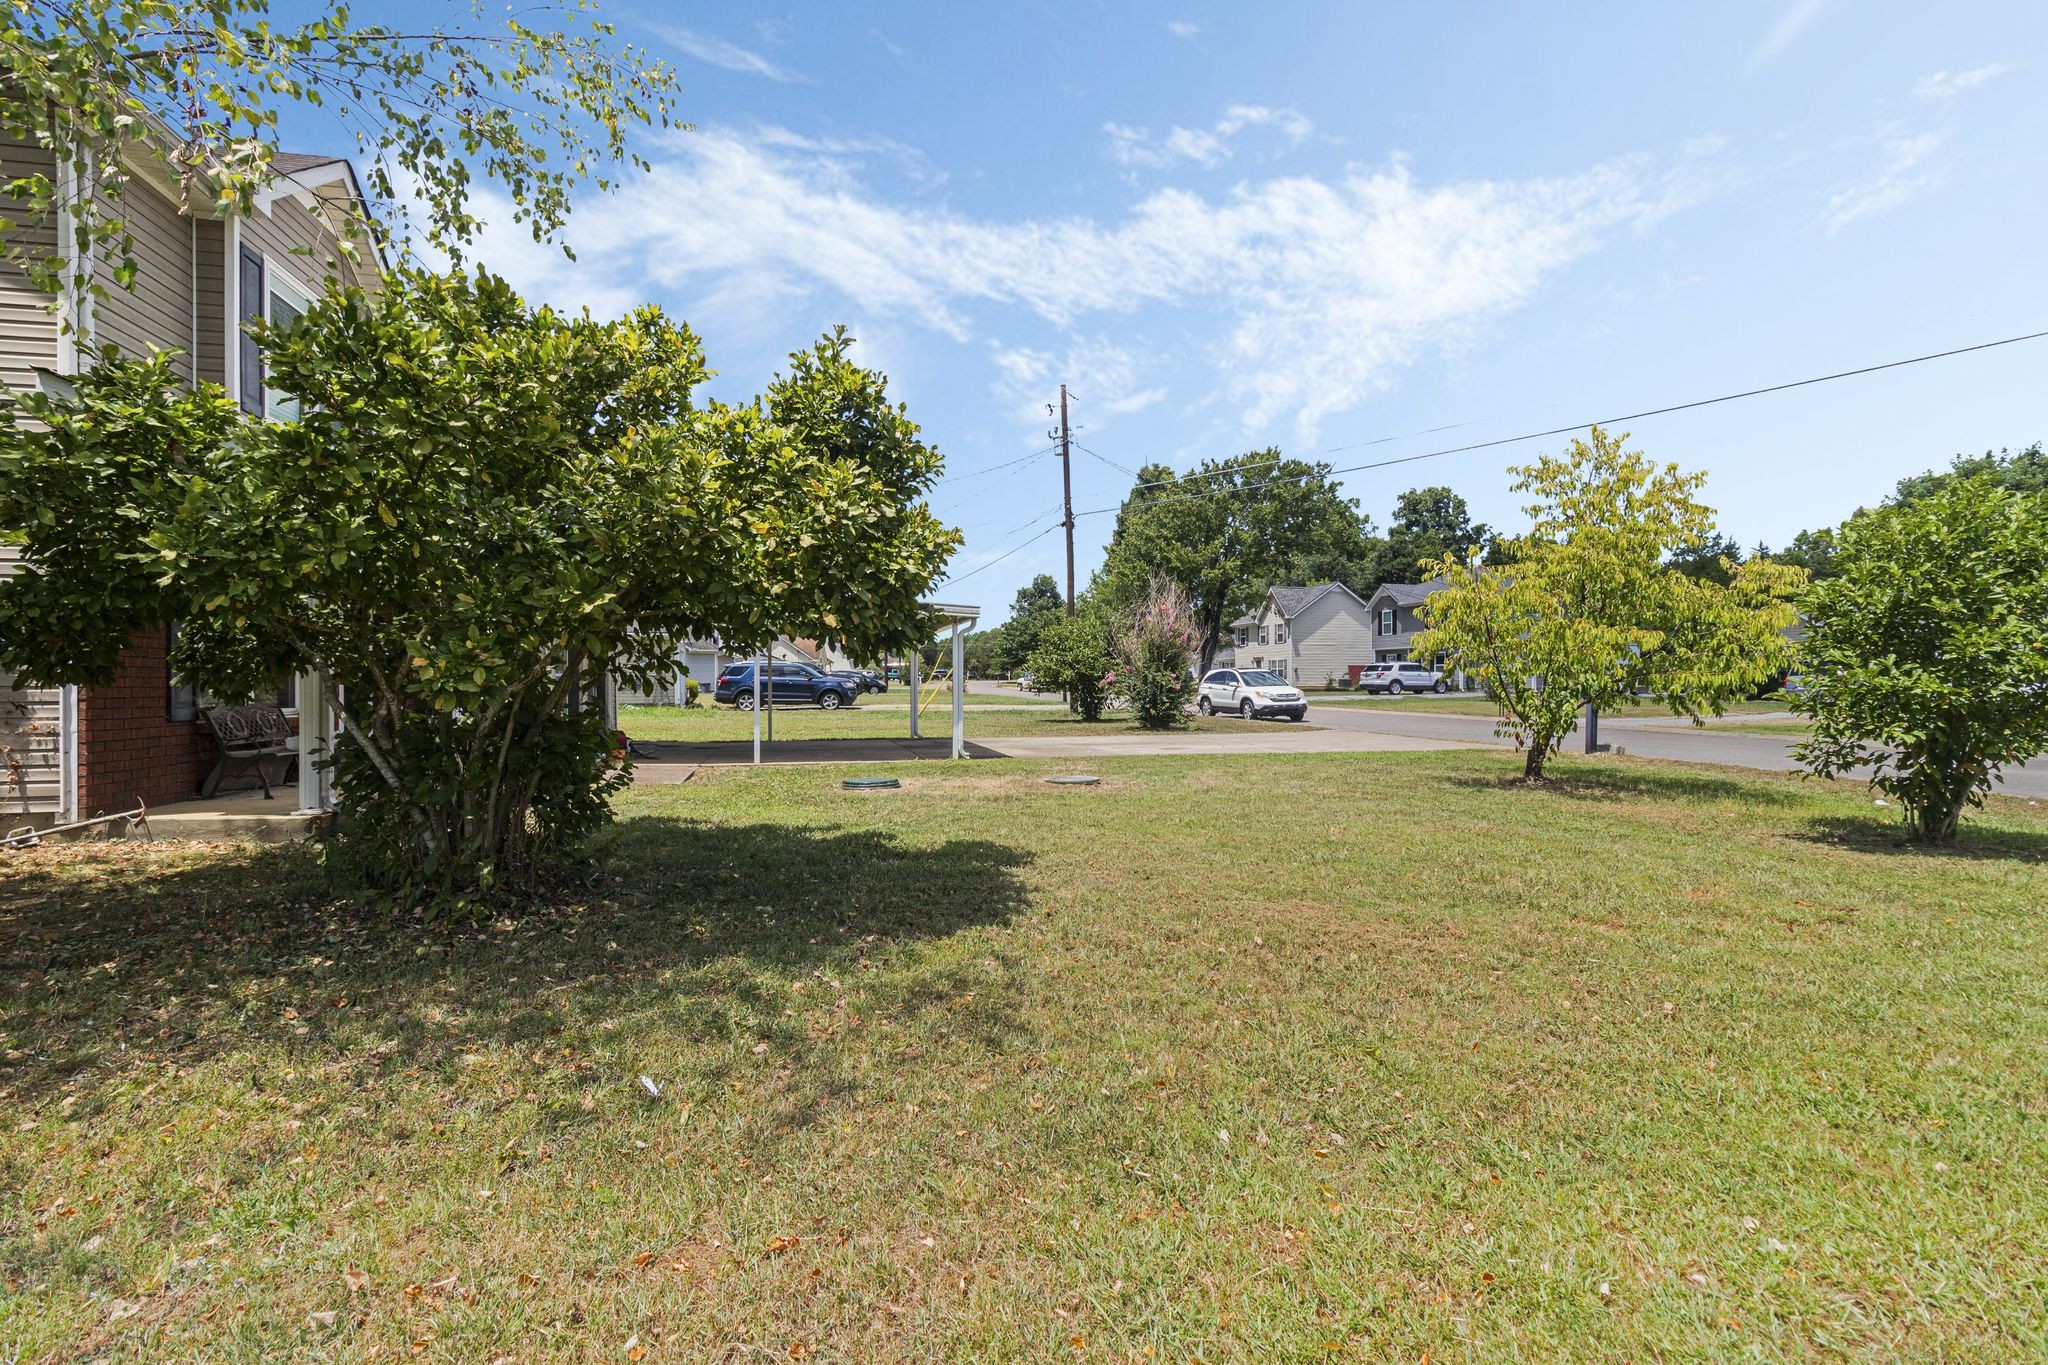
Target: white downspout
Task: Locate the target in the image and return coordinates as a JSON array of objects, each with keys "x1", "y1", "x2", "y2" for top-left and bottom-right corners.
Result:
[
  {"x1": 907, "y1": 651, "x2": 921, "y2": 740},
  {"x1": 58, "y1": 685, "x2": 79, "y2": 823}
]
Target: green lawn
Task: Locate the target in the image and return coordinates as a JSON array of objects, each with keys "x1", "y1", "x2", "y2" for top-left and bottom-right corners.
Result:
[
  {"x1": 6, "y1": 751, "x2": 2047, "y2": 1359},
  {"x1": 619, "y1": 703, "x2": 1286, "y2": 741}
]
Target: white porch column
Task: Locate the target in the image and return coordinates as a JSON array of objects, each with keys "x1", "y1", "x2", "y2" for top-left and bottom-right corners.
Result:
[
  {"x1": 907, "y1": 651, "x2": 921, "y2": 739},
  {"x1": 752, "y1": 652, "x2": 765, "y2": 765},
  {"x1": 294, "y1": 669, "x2": 335, "y2": 814}
]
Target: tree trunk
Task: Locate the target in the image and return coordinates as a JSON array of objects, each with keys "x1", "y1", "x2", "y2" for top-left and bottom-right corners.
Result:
[{"x1": 1523, "y1": 744, "x2": 1548, "y2": 780}]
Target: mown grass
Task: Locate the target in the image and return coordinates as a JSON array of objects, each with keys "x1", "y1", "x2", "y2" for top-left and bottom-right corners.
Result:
[
  {"x1": 4, "y1": 750, "x2": 2046, "y2": 1360},
  {"x1": 618, "y1": 703, "x2": 1290, "y2": 742}
]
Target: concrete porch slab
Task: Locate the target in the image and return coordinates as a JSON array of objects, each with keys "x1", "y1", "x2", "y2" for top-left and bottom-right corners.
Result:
[{"x1": 142, "y1": 789, "x2": 324, "y2": 843}]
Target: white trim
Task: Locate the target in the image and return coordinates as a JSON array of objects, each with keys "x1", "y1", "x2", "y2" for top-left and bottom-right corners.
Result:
[
  {"x1": 224, "y1": 217, "x2": 241, "y2": 405},
  {"x1": 950, "y1": 623, "x2": 966, "y2": 760},
  {"x1": 57, "y1": 684, "x2": 79, "y2": 823},
  {"x1": 54, "y1": 156, "x2": 94, "y2": 373},
  {"x1": 252, "y1": 160, "x2": 352, "y2": 213}
]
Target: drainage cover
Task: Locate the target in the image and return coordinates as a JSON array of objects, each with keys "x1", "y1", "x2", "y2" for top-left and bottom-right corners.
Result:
[
  {"x1": 842, "y1": 776, "x2": 901, "y2": 791},
  {"x1": 1044, "y1": 774, "x2": 1101, "y2": 786}
]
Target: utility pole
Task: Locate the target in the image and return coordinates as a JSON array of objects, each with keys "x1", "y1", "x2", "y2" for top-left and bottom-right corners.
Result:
[{"x1": 1058, "y1": 383, "x2": 1076, "y2": 615}]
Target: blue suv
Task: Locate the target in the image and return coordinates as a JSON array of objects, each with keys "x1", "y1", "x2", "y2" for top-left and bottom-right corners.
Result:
[{"x1": 713, "y1": 661, "x2": 860, "y2": 711}]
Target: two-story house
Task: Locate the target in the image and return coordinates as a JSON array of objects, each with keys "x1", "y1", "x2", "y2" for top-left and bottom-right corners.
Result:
[
  {"x1": 1227, "y1": 583, "x2": 1375, "y2": 686},
  {"x1": 0, "y1": 132, "x2": 380, "y2": 825},
  {"x1": 1361, "y1": 578, "x2": 1451, "y2": 664}
]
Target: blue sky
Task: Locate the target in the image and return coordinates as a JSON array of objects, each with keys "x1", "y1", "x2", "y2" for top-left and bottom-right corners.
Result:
[{"x1": 300, "y1": 2, "x2": 2045, "y2": 623}]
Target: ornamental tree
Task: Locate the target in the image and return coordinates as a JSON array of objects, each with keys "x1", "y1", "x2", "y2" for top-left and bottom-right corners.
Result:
[
  {"x1": 1793, "y1": 476, "x2": 2048, "y2": 842},
  {"x1": 1414, "y1": 426, "x2": 1804, "y2": 779},
  {"x1": 0, "y1": 269, "x2": 956, "y2": 908}
]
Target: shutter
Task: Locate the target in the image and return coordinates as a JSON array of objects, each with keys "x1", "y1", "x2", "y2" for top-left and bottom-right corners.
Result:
[{"x1": 237, "y1": 245, "x2": 265, "y2": 416}]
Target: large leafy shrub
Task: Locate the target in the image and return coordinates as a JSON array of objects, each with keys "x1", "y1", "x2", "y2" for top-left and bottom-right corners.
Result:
[
  {"x1": 1025, "y1": 605, "x2": 1117, "y2": 722},
  {"x1": 1793, "y1": 476, "x2": 2048, "y2": 842},
  {"x1": 0, "y1": 269, "x2": 957, "y2": 909}
]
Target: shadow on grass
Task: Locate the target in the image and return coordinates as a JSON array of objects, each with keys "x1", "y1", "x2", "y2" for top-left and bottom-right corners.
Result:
[
  {"x1": 1788, "y1": 814, "x2": 2048, "y2": 863},
  {"x1": 0, "y1": 816, "x2": 1035, "y2": 1116},
  {"x1": 1437, "y1": 758, "x2": 1807, "y2": 808}
]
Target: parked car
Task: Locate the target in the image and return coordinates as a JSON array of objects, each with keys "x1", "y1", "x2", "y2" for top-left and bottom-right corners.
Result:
[
  {"x1": 1196, "y1": 668, "x2": 1306, "y2": 721},
  {"x1": 828, "y1": 668, "x2": 886, "y2": 694},
  {"x1": 713, "y1": 662, "x2": 860, "y2": 710},
  {"x1": 1357, "y1": 661, "x2": 1449, "y2": 695}
]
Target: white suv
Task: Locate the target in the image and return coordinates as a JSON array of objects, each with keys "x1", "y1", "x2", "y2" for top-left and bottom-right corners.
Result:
[
  {"x1": 1358, "y1": 660, "x2": 1449, "y2": 695},
  {"x1": 1197, "y1": 668, "x2": 1306, "y2": 721}
]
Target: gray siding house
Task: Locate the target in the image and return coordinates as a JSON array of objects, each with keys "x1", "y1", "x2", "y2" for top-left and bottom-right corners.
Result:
[
  {"x1": 1362, "y1": 578, "x2": 1451, "y2": 663},
  {"x1": 1227, "y1": 583, "x2": 1375, "y2": 687},
  {"x1": 0, "y1": 132, "x2": 379, "y2": 821}
]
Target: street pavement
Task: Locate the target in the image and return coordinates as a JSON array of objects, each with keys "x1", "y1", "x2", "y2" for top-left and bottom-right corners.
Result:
[{"x1": 1304, "y1": 700, "x2": 2048, "y2": 799}]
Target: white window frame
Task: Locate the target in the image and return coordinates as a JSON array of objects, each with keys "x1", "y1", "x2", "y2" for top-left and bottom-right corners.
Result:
[
  {"x1": 261, "y1": 258, "x2": 314, "y2": 421},
  {"x1": 1275, "y1": 624, "x2": 1288, "y2": 644},
  {"x1": 1379, "y1": 607, "x2": 1395, "y2": 635}
]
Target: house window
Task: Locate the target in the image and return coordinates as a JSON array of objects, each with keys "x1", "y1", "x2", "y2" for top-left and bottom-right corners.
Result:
[
  {"x1": 1258, "y1": 627, "x2": 1269, "y2": 645},
  {"x1": 1275, "y1": 625, "x2": 1288, "y2": 644},
  {"x1": 1271, "y1": 660, "x2": 1287, "y2": 680},
  {"x1": 167, "y1": 621, "x2": 297, "y2": 718},
  {"x1": 238, "y1": 245, "x2": 312, "y2": 420},
  {"x1": 1379, "y1": 607, "x2": 1394, "y2": 635},
  {"x1": 1236, "y1": 628, "x2": 1249, "y2": 647}
]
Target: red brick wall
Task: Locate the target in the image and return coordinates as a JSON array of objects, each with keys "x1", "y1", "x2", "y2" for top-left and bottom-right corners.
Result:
[{"x1": 76, "y1": 628, "x2": 214, "y2": 813}]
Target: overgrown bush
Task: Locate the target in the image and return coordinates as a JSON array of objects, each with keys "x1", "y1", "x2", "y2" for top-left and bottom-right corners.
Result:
[
  {"x1": 1025, "y1": 605, "x2": 1116, "y2": 722},
  {"x1": 1794, "y1": 475, "x2": 2048, "y2": 842},
  {"x1": 1117, "y1": 575, "x2": 1200, "y2": 729}
]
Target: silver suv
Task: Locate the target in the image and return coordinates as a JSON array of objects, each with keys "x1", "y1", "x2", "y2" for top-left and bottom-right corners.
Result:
[
  {"x1": 1358, "y1": 660, "x2": 1449, "y2": 695},
  {"x1": 1197, "y1": 668, "x2": 1306, "y2": 721}
]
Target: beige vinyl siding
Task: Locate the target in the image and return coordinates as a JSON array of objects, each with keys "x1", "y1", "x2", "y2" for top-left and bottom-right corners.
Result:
[
  {"x1": 0, "y1": 135, "x2": 61, "y2": 394},
  {"x1": 193, "y1": 218, "x2": 227, "y2": 387},
  {"x1": 1288, "y1": 589, "x2": 1375, "y2": 686},
  {"x1": 239, "y1": 195, "x2": 375, "y2": 295},
  {"x1": 0, "y1": 547, "x2": 63, "y2": 815},
  {"x1": 92, "y1": 170, "x2": 198, "y2": 383}
]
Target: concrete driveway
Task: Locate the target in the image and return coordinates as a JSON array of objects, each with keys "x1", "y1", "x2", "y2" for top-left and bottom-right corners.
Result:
[{"x1": 1305, "y1": 700, "x2": 2048, "y2": 799}]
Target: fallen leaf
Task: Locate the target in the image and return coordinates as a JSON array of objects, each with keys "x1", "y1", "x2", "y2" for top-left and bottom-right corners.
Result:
[
  {"x1": 107, "y1": 1298, "x2": 143, "y2": 1322},
  {"x1": 344, "y1": 1266, "x2": 370, "y2": 1293},
  {"x1": 766, "y1": 1235, "x2": 801, "y2": 1256},
  {"x1": 632, "y1": 1251, "x2": 656, "y2": 1267},
  {"x1": 307, "y1": 1310, "x2": 338, "y2": 1328}
]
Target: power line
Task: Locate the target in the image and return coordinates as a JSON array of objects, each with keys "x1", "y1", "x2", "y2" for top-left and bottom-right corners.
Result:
[
  {"x1": 934, "y1": 523, "x2": 1063, "y2": 590},
  {"x1": 1071, "y1": 327, "x2": 2048, "y2": 520},
  {"x1": 934, "y1": 444, "x2": 1058, "y2": 486},
  {"x1": 1074, "y1": 442, "x2": 1137, "y2": 478}
]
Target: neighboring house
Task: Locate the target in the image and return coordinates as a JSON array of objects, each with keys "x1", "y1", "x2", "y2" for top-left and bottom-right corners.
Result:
[
  {"x1": 0, "y1": 132, "x2": 381, "y2": 823},
  {"x1": 612, "y1": 637, "x2": 725, "y2": 707},
  {"x1": 1361, "y1": 578, "x2": 1451, "y2": 664},
  {"x1": 1226, "y1": 583, "x2": 1375, "y2": 686}
]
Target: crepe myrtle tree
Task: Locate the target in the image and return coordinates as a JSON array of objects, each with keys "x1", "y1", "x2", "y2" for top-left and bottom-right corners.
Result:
[
  {"x1": 1414, "y1": 426, "x2": 1805, "y2": 779},
  {"x1": 0, "y1": 269, "x2": 956, "y2": 909},
  {"x1": 1793, "y1": 476, "x2": 2048, "y2": 842}
]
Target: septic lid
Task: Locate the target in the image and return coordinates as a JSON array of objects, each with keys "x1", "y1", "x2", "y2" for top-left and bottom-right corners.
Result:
[
  {"x1": 1044, "y1": 774, "x2": 1101, "y2": 785},
  {"x1": 842, "y1": 776, "x2": 902, "y2": 790}
]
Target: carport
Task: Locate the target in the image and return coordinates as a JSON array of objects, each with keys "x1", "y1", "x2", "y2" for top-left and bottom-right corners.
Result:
[{"x1": 744, "y1": 601, "x2": 980, "y2": 764}]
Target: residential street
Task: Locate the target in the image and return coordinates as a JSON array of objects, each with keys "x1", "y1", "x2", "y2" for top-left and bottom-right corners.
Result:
[{"x1": 1305, "y1": 700, "x2": 2048, "y2": 799}]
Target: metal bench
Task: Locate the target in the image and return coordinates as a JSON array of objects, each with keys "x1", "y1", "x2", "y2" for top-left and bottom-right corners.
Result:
[{"x1": 198, "y1": 704, "x2": 297, "y2": 799}]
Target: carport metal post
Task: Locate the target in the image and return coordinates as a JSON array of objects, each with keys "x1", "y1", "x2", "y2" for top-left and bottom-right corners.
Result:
[
  {"x1": 764, "y1": 650, "x2": 774, "y2": 744},
  {"x1": 907, "y1": 651, "x2": 921, "y2": 739},
  {"x1": 752, "y1": 651, "x2": 764, "y2": 765},
  {"x1": 951, "y1": 622, "x2": 966, "y2": 759}
]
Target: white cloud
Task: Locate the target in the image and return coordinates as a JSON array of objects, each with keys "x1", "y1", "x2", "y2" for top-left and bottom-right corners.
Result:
[
  {"x1": 1166, "y1": 20, "x2": 1200, "y2": 40},
  {"x1": 989, "y1": 339, "x2": 1167, "y2": 424},
  {"x1": 1913, "y1": 63, "x2": 2010, "y2": 99},
  {"x1": 469, "y1": 127, "x2": 1688, "y2": 440},
  {"x1": 1824, "y1": 132, "x2": 1945, "y2": 234},
  {"x1": 1749, "y1": 0, "x2": 1829, "y2": 69},
  {"x1": 651, "y1": 25, "x2": 799, "y2": 82},
  {"x1": 1106, "y1": 104, "x2": 1316, "y2": 170}
]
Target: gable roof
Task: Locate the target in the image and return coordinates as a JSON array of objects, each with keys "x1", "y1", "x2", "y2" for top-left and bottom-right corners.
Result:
[{"x1": 1369, "y1": 577, "x2": 1450, "y2": 608}]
